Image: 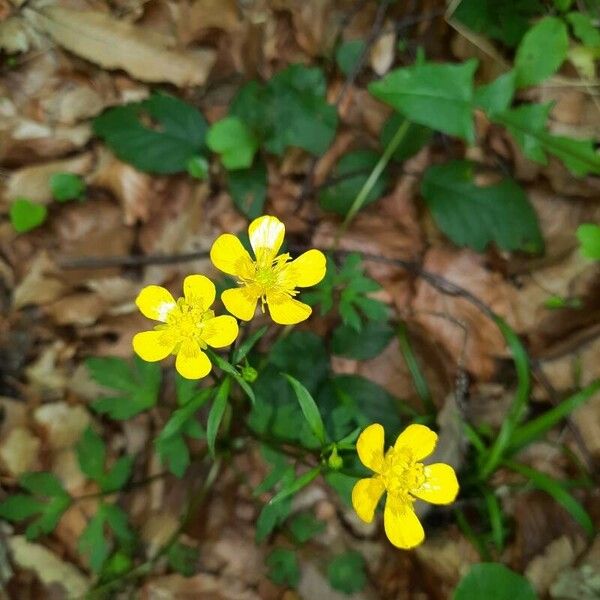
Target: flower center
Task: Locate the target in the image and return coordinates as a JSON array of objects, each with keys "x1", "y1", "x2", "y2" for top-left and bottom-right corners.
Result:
[
  {"x1": 380, "y1": 447, "x2": 426, "y2": 504},
  {"x1": 158, "y1": 297, "x2": 214, "y2": 348},
  {"x1": 239, "y1": 250, "x2": 297, "y2": 306}
]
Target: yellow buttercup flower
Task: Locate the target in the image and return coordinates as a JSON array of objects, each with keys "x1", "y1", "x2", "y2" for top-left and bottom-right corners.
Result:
[
  {"x1": 352, "y1": 423, "x2": 459, "y2": 549},
  {"x1": 210, "y1": 215, "x2": 326, "y2": 325},
  {"x1": 132, "y1": 275, "x2": 238, "y2": 380}
]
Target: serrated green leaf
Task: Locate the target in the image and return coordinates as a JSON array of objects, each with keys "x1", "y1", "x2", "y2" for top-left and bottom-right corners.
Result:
[
  {"x1": 206, "y1": 378, "x2": 231, "y2": 457},
  {"x1": 319, "y1": 150, "x2": 388, "y2": 216},
  {"x1": 474, "y1": 71, "x2": 516, "y2": 115},
  {"x1": 156, "y1": 434, "x2": 190, "y2": 478},
  {"x1": 0, "y1": 495, "x2": 45, "y2": 521},
  {"x1": 495, "y1": 103, "x2": 600, "y2": 175},
  {"x1": 453, "y1": 563, "x2": 537, "y2": 600},
  {"x1": 9, "y1": 198, "x2": 47, "y2": 233},
  {"x1": 577, "y1": 223, "x2": 600, "y2": 260},
  {"x1": 20, "y1": 472, "x2": 66, "y2": 497},
  {"x1": 336, "y1": 39, "x2": 365, "y2": 76},
  {"x1": 79, "y1": 509, "x2": 109, "y2": 573},
  {"x1": 332, "y1": 321, "x2": 394, "y2": 360},
  {"x1": 228, "y1": 158, "x2": 267, "y2": 219},
  {"x1": 25, "y1": 494, "x2": 71, "y2": 540},
  {"x1": 566, "y1": 12, "x2": 600, "y2": 47},
  {"x1": 103, "y1": 504, "x2": 134, "y2": 547},
  {"x1": 421, "y1": 160, "x2": 543, "y2": 253},
  {"x1": 288, "y1": 511, "x2": 325, "y2": 544},
  {"x1": 100, "y1": 456, "x2": 134, "y2": 493},
  {"x1": 231, "y1": 65, "x2": 338, "y2": 156},
  {"x1": 207, "y1": 116, "x2": 259, "y2": 170},
  {"x1": 93, "y1": 93, "x2": 208, "y2": 174},
  {"x1": 327, "y1": 551, "x2": 367, "y2": 595},
  {"x1": 266, "y1": 548, "x2": 300, "y2": 587},
  {"x1": 369, "y1": 60, "x2": 478, "y2": 142},
  {"x1": 88, "y1": 356, "x2": 162, "y2": 419},
  {"x1": 50, "y1": 173, "x2": 85, "y2": 202},
  {"x1": 76, "y1": 427, "x2": 106, "y2": 482},
  {"x1": 284, "y1": 375, "x2": 326, "y2": 445},
  {"x1": 515, "y1": 17, "x2": 569, "y2": 87}
]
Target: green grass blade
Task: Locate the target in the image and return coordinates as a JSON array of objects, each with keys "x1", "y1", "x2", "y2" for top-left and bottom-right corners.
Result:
[
  {"x1": 504, "y1": 460, "x2": 594, "y2": 536},
  {"x1": 206, "y1": 378, "x2": 231, "y2": 457},
  {"x1": 507, "y1": 380, "x2": 600, "y2": 455}
]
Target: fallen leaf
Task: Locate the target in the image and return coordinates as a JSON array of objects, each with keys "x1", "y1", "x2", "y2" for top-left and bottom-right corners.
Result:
[
  {"x1": 25, "y1": 6, "x2": 217, "y2": 87},
  {"x1": 33, "y1": 402, "x2": 90, "y2": 450},
  {"x1": 7, "y1": 535, "x2": 89, "y2": 596},
  {"x1": 0, "y1": 426, "x2": 40, "y2": 476}
]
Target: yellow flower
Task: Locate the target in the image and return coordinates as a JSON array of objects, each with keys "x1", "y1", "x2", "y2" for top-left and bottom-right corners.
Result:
[
  {"x1": 210, "y1": 215, "x2": 326, "y2": 325},
  {"x1": 132, "y1": 275, "x2": 238, "y2": 380},
  {"x1": 352, "y1": 423, "x2": 459, "y2": 549}
]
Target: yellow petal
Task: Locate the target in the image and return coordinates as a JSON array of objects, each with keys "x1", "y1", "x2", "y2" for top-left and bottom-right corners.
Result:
[
  {"x1": 183, "y1": 274, "x2": 215, "y2": 310},
  {"x1": 210, "y1": 233, "x2": 254, "y2": 277},
  {"x1": 248, "y1": 215, "x2": 285, "y2": 256},
  {"x1": 266, "y1": 294, "x2": 312, "y2": 325},
  {"x1": 135, "y1": 285, "x2": 176, "y2": 322},
  {"x1": 222, "y1": 286, "x2": 259, "y2": 321},
  {"x1": 175, "y1": 341, "x2": 212, "y2": 380},
  {"x1": 356, "y1": 423, "x2": 385, "y2": 473},
  {"x1": 352, "y1": 477, "x2": 385, "y2": 523},
  {"x1": 288, "y1": 249, "x2": 327, "y2": 287},
  {"x1": 132, "y1": 330, "x2": 175, "y2": 362},
  {"x1": 202, "y1": 315, "x2": 239, "y2": 348},
  {"x1": 394, "y1": 424, "x2": 437, "y2": 461},
  {"x1": 411, "y1": 463, "x2": 459, "y2": 505},
  {"x1": 384, "y1": 496, "x2": 424, "y2": 549}
]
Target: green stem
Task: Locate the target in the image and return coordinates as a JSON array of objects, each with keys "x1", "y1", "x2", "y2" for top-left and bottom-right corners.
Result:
[{"x1": 338, "y1": 119, "x2": 410, "y2": 238}]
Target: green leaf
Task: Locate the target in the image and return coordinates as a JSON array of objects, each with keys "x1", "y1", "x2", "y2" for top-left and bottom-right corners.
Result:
[
  {"x1": 479, "y1": 317, "x2": 531, "y2": 479},
  {"x1": 228, "y1": 158, "x2": 267, "y2": 219},
  {"x1": 160, "y1": 388, "x2": 211, "y2": 439},
  {"x1": 207, "y1": 116, "x2": 259, "y2": 170},
  {"x1": 332, "y1": 320, "x2": 394, "y2": 360},
  {"x1": 103, "y1": 504, "x2": 135, "y2": 547},
  {"x1": 79, "y1": 509, "x2": 110, "y2": 573},
  {"x1": 369, "y1": 60, "x2": 478, "y2": 142},
  {"x1": 168, "y1": 542, "x2": 198, "y2": 577},
  {"x1": 9, "y1": 198, "x2": 47, "y2": 233},
  {"x1": 566, "y1": 12, "x2": 600, "y2": 47},
  {"x1": 554, "y1": 0, "x2": 574, "y2": 9},
  {"x1": 288, "y1": 511, "x2": 325, "y2": 544},
  {"x1": 186, "y1": 155, "x2": 209, "y2": 180},
  {"x1": 0, "y1": 495, "x2": 45, "y2": 521},
  {"x1": 88, "y1": 356, "x2": 162, "y2": 419},
  {"x1": 507, "y1": 380, "x2": 600, "y2": 454},
  {"x1": 269, "y1": 467, "x2": 321, "y2": 506},
  {"x1": 231, "y1": 65, "x2": 338, "y2": 156},
  {"x1": 233, "y1": 325, "x2": 268, "y2": 363},
  {"x1": 327, "y1": 551, "x2": 367, "y2": 595},
  {"x1": 207, "y1": 351, "x2": 255, "y2": 404},
  {"x1": 156, "y1": 434, "x2": 190, "y2": 478},
  {"x1": 421, "y1": 160, "x2": 543, "y2": 253},
  {"x1": 284, "y1": 375, "x2": 327, "y2": 445},
  {"x1": 266, "y1": 548, "x2": 300, "y2": 588},
  {"x1": 20, "y1": 472, "x2": 66, "y2": 497},
  {"x1": 453, "y1": 563, "x2": 537, "y2": 600},
  {"x1": 319, "y1": 150, "x2": 389, "y2": 216},
  {"x1": 577, "y1": 223, "x2": 600, "y2": 260},
  {"x1": 336, "y1": 39, "x2": 365, "y2": 76},
  {"x1": 495, "y1": 103, "x2": 600, "y2": 175},
  {"x1": 76, "y1": 427, "x2": 106, "y2": 482},
  {"x1": 93, "y1": 93, "x2": 208, "y2": 174},
  {"x1": 206, "y1": 378, "x2": 231, "y2": 457},
  {"x1": 474, "y1": 71, "x2": 516, "y2": 115},
  {"x1": 506, "y1": 461, "x2": 595, "y2": 536},
  {"x1": 26, "y1": 495, "x2": 71, "y2": 540},
  {"x1": 100, "y1": 456, "x2": 134, "y2": 493},
  {"x1": 256, "y1": 488, "x2": 293, "y2": 543},
  {"x1": 453, "y1": 0, "x2": 543, "y2": 47},
  {"x1": 50, "y1": 173, "x2": 85, "y2": 202},
  {"x1": 515, "y1": 17, "x2": 569, "y2": 87},
  {"x1": 380, "y1": 114, "x2": 433, "y2": 162}
]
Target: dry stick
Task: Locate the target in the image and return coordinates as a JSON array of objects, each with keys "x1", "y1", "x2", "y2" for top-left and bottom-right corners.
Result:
[{"x1": 57, "y1": 247, "x2": 594, "y2": 470}]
